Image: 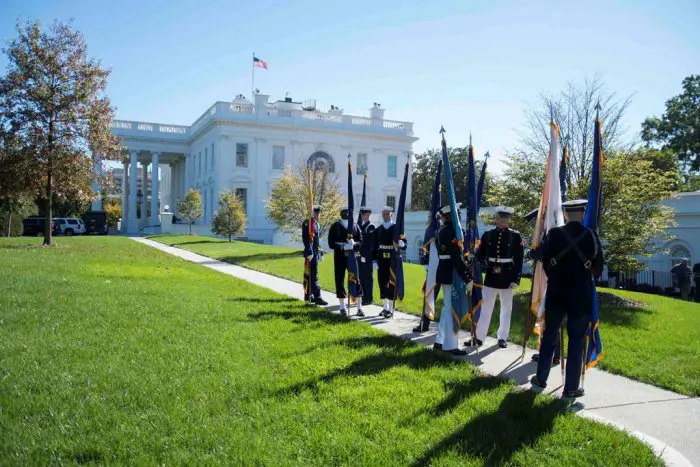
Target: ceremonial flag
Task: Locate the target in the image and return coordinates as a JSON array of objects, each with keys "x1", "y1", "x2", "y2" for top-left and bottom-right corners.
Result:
[
  {"x1": 303, "y1": 168, "x2": 317, "y2": 299},
  {"x1": 346, "y1": 156, "x2": 361, "y2": 301},
  {"x1": 477, "y1": 151, "x2": 489, "y2": 211},
  {"x1": 389, "y1": 160, "x2": 409, "y2": 301},
  {"x1": 357, "y1": 174, "x2": 367, "y2": 224},
  {"x1": 583, "y1": 111, "x2": 605, "y2": 370},
  {"x1": 253, "y1": 56, "x2": 269, "y2": 69},
  {"x1": 560, "y1": 147, "x2": 568, "y2": 202},
  {"x1": 527, "y1": 122, "x2": 565, "y2": 341},
  {"x1": 465, "y1": 142, "x2": 483, "y2": 326},
  {"x1": 440, "y1": 127, "x2": 468, "y2": 332},
  {"x1": 421, "y1": 160, "x2": 442, "y2": 320}
]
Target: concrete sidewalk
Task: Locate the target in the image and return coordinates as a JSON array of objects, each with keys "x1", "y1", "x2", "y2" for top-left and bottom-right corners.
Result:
[{"x1": 134, "y1": 237, "x2": 698, "y2": 466}]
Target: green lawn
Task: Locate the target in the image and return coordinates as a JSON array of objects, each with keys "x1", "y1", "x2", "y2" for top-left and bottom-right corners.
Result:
[
  {"x1": 0, "y1": 236, "x2": 662, "y2": 465},
  {"x1": 151, "y1": 235, "x2": 700, "y2": 397}
]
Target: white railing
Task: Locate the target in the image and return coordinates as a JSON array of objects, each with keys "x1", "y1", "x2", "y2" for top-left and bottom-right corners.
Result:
[
  {"x1": 267, "y1": 108, "x2": 293, "y2": 118},
  {"x1": 110, "y1": 120, "x2": 132, "y2": 130},
  {"x1": 301, "y1": 111, "x2": 343, "y2": 123},
  {"x1": 158, "y1": 125, "x2": 187, "y2": 134},
  {"x1": 230, "y1": 103, "x2": 253, "y2": 114},
  {"x1": 383, "y1": 120, "x2": 404, "y2": 130},
  {"x1": 351, "y1": 116, "x2": 372, "y2": 126}
]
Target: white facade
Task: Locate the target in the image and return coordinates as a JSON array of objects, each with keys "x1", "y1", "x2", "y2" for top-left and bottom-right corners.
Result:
[{"x1": 109, "y1": 95, "x2": 417, "y2": 242}]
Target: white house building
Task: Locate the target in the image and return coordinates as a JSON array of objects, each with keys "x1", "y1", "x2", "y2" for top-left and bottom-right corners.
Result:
[{"x1": 107, "y1": 94, "x2": 417, "y2": 243}]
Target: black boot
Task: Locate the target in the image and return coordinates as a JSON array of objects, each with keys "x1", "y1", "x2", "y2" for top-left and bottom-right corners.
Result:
[{"x1": 412, "y1": 315, "x2": 431, "y2": 333}]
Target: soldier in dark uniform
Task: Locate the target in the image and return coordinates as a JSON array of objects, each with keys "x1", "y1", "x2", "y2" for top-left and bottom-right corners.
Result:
[
  {"x1": 531, "y1": 199, "x2": 604, "y2": 398},
  {"x1": 694, "y1": 261, "x2": 700, "y2": 302},
  {"x1": 524, "y1": 207, "x2": 560, "y2": 366},
  {"x1": 373, "y1": 206, "x2": 406, "y2": 318},
  {"x1": 302, "y1": 205, "x2": 327, "y2": 306},
  {"x1": 357, "y1": 207, "x2": 375, "y2": 306},
  {"x1": 465, "y1": 207, "x2": 524, "y2": 349},
  {"x1": 327, "y1": 208, "x2": 364, "y2": 316},
  {"x1": 432, "y1": 203, "x2": 474, "y2": 356}
]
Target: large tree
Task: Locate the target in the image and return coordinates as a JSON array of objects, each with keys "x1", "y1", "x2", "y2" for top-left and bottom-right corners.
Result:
[
  {"x1": 520, "y1": 74, "x2": 633, "y2": 189},
  {"x1": 0, "y1": 19, "x2": 120, "y2": 245},
  {"x1": 488, "y1": 148, "x2": 677, "y2": 271},
  {"x1": 267, "y1": 158, "x2": 343, "y2": 240},
  {"x1": 211, "y1": 190, "x2": 247, "y2": 242},
  {"x1": 641, "y1": 75, "x2": 700, "y2": 184},
  {"x1": 411, "y1": 146, "x2": 490, "y2": 211}
]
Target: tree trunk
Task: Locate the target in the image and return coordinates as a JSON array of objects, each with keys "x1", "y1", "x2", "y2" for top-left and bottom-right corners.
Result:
[
  {"x1": 228, "y1": 234, "x2": 231, "y2": 242},
  {"x1": 189, "y1": 220, "x2": 192, "y2": 235},
  {"x1": 7, "y1": 211, "x2": 12, "y2": 237},
  {"x1": 43, "y1": 172, "x2": 52, "y2": 246}
]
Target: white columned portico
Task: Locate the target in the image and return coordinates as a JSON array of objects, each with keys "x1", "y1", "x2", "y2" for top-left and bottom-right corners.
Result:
[
  {"x1": 121, "y1": 160, "x2": 129, "y2": 232},
  {"x1": 127, "y1": 150, "x2": 139, "y2": 234},
  {"x1": 150, "y1": 152, "x2": 160, "y2": 225}
]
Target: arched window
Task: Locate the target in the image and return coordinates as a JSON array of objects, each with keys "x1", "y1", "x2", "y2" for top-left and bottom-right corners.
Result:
[
  {"x1": 307, "y1": 151, "x2": 335, "y2": 173},
  {"x1": 670, "y1": 244, "x2": 691, "y2": 266}
]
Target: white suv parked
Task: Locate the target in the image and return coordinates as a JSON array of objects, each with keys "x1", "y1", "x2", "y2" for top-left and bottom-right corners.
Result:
[{"x1": 53, "y1": 218, "x2": 86, "y2": 236}]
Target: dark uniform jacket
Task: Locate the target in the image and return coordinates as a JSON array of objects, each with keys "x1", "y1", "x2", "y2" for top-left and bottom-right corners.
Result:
[
  {"x1": 436, "y1": 222, "x2": 473, "y2": 285},
  {"x1": 327, "y1": 221, "x2": 362, "y2": 255},
  {"x1": 541, "y1": 221, "x2": 604, "y2": 314},
  {"x1": 475, "y1": 227, "x2": 524, "y2": 289},
  {"x1": 373, "y1": 223, "x2": 406, "y2": 261},
  {"x1": 301, "y1": 218, "x2": 320, "y2": 257},
  {"x1": 359, "y1": 221, "x2": 376, "y2": 260}
]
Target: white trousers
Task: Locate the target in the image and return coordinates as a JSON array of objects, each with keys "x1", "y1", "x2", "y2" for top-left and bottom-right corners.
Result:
[
  {"x1": 475, "y1": 286, "x2": 514, "y2": 341},
  {"x1": 436, "y1": 285, "x2": 459, "y2": 350}
]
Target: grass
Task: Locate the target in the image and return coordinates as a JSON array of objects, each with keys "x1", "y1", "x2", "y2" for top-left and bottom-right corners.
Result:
[
  {"x1": 151, "y1": 235, "x2": 700, "y2": 397},
  {"x1": 0, "y1": 236, "x2": 662, "y2": 465}
]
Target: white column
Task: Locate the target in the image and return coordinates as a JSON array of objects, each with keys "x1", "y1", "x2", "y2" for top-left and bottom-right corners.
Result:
[
  {"x1": 121, "y1": 160, "x2": 129, "y2": 232},
  {"x1": 127, "y1": 151, "x2": 139, "y2": 233},
  {"x1": 140, "y1": 162, "x2": 148, "y2": 229},
  {"x1": 150, "y1": 152, "x2": 160, "y2": 225}
]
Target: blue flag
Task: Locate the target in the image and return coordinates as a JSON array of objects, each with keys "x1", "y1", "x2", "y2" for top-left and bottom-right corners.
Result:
[
  {"x1": 583, "y1": 116, "x2": 604, "y2": 369},
  {"x1": 440, "y1": 127, "x2": 468, "y2": 332},
  {"x1": 476, "y1": 152, "x2": 488, "y2": 211},
  {"x1": 422, "y1": 159, "x2": 442, "y2": 319},
  {"x1": 346, "y1": 158, "x2": 361, "y2": 300},
  {"x1": 466, "y1": 143, "x2": 483, "y2": 325},
  {"x1": 560, "y1": 147, "x2": 568, "y2": 203},
  {"x1": 357, "y1": 174, "x2": 367, "y2": 225},
  {"x1": 389, "y1": 161, "x2": 409, "y2": 301}
]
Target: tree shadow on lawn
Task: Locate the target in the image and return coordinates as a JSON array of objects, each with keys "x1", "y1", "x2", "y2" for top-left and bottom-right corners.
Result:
[
  {"x1": 603, "y1": 305, "x2": 653, "y2": 327},
  {"x1": 243, "y1": 306, "x2": 351, "y2": 327},
  {"x1": 219, "y1": 251, "x2": 301, "y2": 264},
  {"x1": 412, "y1": 390, "x2": 564, "y2": 467}
]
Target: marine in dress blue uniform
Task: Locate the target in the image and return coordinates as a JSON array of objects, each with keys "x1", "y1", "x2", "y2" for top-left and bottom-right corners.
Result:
[
  {"x1": 531, "y1": 199, "x2": 604, "y2": 398},
  {"x1": 327, "y1": 208, "x2": 364, "y2": 316},
  {"x1": 373, "y1": 206, "x2": 407, "y2": 317}
]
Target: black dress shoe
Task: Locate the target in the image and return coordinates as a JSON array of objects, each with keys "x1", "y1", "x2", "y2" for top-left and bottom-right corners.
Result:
[
  {"x1": 563, "y1": 388, "x2": 585, "y2": 398},
  {"x1": 413, "y1": 315, "x2": 431, "y2": 332},
  {"x1": 530, "y1": 375, "x2": 547, "y2": 389},
  {"x1": 552, "y1": 356, "x2": 561, "y2": 366},
  {"x1": 464, "y1": 339, "x2": 483, "y2": 347},
  {"x1": 447, "y1": 348, "x2": 467, "y2": 356},
  {"x1": 432, "y1": 343, "x2": 443, "y2": 351},
  {"x1": 356, "y1": 309, "x2": 365, "y2": 317},
  {"x1": 314, "y1": 298, "x2": 328, "y2": 306},
  {"x1": 498, "y1": 339, "x2": 507, "y2": 348},
  {"x1": 379, "y1": 309, "x2": 390, "y2": 318},
  {"x1": 531, "y1": 353, "x2": 540, "y2": 362}
]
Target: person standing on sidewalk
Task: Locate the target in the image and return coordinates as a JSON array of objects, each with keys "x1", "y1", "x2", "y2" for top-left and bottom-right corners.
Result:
[
  {"x1": 302, "y1": 205, "x2": 327, "y2": 305},
  {"x1": 671, "y1": 258, "x2": 693, "y2": 301},
  {"x1": 327, "y1": 208, "x2": 364, "y2": 316},
  {"x1": 465, "y1": 206, "x2": 524, "y2": 349},
  {"x1": 531, "y1": 199, "x2": 604, "y2": 398},
  {"x1": 357, "y1": 207, "x2": 375, "y2": 306},
  {"x1": 373, "y1": 206, "x2": 406, "y2": 318}
]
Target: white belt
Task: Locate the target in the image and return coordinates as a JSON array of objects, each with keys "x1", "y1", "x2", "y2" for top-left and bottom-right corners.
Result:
[
  {"x1": 488, "y1": 257, "x2": 513, "y2": 263},
  {"x1": 439, "y1": 255, "x2": 450, "y2": 259},
  {"x1": 379, "y1": 245, "x2": 393, "y2": 250}
]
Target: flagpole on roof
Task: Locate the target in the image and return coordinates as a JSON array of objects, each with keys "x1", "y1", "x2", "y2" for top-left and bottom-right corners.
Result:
[{"x1": 251, "y1": 52, "x2": 255, "y2": 102}]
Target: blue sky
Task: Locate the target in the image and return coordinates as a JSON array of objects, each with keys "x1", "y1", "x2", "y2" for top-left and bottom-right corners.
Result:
[{"x1": 1, "y1": 0, "x2": 698, "y2": 173}]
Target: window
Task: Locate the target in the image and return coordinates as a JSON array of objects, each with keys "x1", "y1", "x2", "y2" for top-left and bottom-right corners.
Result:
[
  {"x1": 235, "y1": 188, "x2": 248, "y2": 212},
  {"x1": 670, "y1": 245, "x2": 691, "y2": 266},
  {"x1": 236, "y1": 143, "x2": 248, "y2": 168},
  {"x1": 307, "y1": 151, "x2": 335, "y2": 173},
  {"x1": 387, "y1": 155, "x2": 397, "y2": 178},
  {"x1": 67, "y1": 219, "x2": 78, "y2": 225},
  {"x1": 272, "y1": 145, "x2": 285, "y2": 170},
  {"x1": 198, "y1": 152, "x2": 202, "y2": 175},
  {"x1": 204, "y1": 148, "x2": 208, "y2": 172},
  {"x1": 357, "y1": 153, "x2": 367, "y2": 175},
  {"x1": 386, "y1": 195, "x2": 396, "y2": 210}
]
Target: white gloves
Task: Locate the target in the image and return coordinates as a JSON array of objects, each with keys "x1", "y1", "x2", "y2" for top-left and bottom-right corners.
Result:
[
  {"x1": 348, "y1": 239, "x2": 355, "y2": 247},
  {"x1": 510, "y1": 282, "x2": 518, "y2": 289},
  {"x1": 306, "y1": 254, "x2": 313, "y2": 261},
  {"x1": 398, "y1": 239, "x2": 406, "y2": 248},
  {"x1": 343, "y1": 242, "x2": 354, "y2": 251},
  {"x1": 360, "y1": 257, "x2": 366, "y2": 263},
  {"x1": 467, "y1": 281, "x2": 474, "y2": 293}
]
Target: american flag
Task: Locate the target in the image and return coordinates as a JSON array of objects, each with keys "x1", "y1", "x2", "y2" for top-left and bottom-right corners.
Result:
[{"x1": 253, "y1": 56, "x2": 269, "y2": 69}]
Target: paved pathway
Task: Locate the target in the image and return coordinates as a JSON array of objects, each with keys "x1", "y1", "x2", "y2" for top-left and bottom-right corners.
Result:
[{"x1": 134, "y1": 238, "x2": 698, "y2": 466}]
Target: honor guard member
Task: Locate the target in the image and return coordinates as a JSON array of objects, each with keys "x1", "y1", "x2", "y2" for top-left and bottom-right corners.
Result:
[
  {"x1": 302, "y1": 205, "x2": 327, "y2": 305},
  {"x1": 373, "y1": 206, "x2": 406, "y2": 317},
  {"x1": 327, "y1": 208, "x2": 364, "y2": 316},
  {"x1": 358, "y1": 207, "x2": 375, "y2": 306},
  {"x1": 531, "y1": 199, "x2": 604, "y2": 398},
  {"x1": 524, "y1": 207, "x2": 560, "y2": 366},
  {"x1": 465, "y1": 206, "x2": 524, "y2": 348},
  {"x1": 433, "y1": 203, "x2": 474, "y2": 356}
]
